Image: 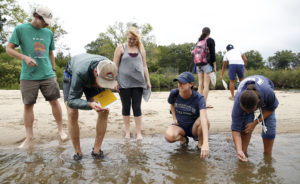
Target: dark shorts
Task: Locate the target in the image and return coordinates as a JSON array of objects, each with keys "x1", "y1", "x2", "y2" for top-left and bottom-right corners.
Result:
[
  {"x1": 241, "y1": 112, "x2": 276, "y2": 139},
  {"x1": 173, "y1": 123, "x2": 198, "y2": 140},
  {"x1": 63, "y1": 71, "x2": 105, "y2": 102},
  {"x1": 20, "y1": 77, "x2": 60, "y2": 104},
  {"x1": 228, "y1": 64, "x2": 245, "y2": 80}
]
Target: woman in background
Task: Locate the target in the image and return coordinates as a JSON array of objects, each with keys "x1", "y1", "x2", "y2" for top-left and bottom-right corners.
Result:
[{"x1": 193, "y1": 27, "x2": 216, "y2": 108}]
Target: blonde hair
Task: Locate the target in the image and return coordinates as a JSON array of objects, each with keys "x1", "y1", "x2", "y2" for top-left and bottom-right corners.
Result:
[{"x1": 126, "y1": 27, "x2": 145, "y2": 52}]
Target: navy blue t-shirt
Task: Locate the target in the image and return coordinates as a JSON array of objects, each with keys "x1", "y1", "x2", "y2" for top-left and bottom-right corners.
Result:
[
  {"x1": 168, "y1": 89, "x2": 206, "y2": 126},
  {"x1": 231, "y1": 75, "x2": 279, "y2": 132}
]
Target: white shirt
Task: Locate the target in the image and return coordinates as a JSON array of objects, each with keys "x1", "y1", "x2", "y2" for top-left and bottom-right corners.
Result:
[{"x1": 223, "y1": 49, "x2": 244, "y2": 65}]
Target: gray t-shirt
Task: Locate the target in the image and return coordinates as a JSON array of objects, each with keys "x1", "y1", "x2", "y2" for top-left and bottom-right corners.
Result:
[{"x1": 117, "y1": 44, "x2": 145, "y2": 89}]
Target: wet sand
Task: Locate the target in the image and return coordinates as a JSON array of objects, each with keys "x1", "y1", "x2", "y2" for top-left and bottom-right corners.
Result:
[{"x1": 0, "y1": 90, "x2": 299, "y2": 146}]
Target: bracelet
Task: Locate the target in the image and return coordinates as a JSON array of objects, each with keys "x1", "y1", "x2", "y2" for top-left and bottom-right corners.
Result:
[{"x1": 53, "y1": 68, "x2": 56, "y2": 72}]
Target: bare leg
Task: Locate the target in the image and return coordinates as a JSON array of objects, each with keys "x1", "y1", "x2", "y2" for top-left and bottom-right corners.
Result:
[
  {"x1": 65, "y1": 102, "x2": 82, "y2": 155},
  {"x1": 202, "y1": 73, "x2": 211, "y2": 102},
  {"x1": 241, "y1": 132, "x2": 252, "y2": 154},
  {"x1": 123, "y1": 115, "x2": 130, "y2": 138},
  {"x1": 229, "y1": 80, "x2": 235, "y2": 99},
  {"x1": 49, "y1": 100, "x2": 67, "y2": 140},
  {"x1": 19, "y1": 104, "x2": 34, "y2": 148},
  {"x1": 93, "y1": 111, "x2": 108, "y2": 153},
  {"x1": 263, "y1": 138, "x2": 275, "y2": 155},
  {"x1": 192, "y1": 118, "x2": 210, "y2": 148},
  {"x1": 164, "y1": 125, "x2": 186, "y2": 143},
  {"x1": 134, "y1": 116, "x2": 143, "y2": 140},
  {"x1": 197, "y1": 73, "x2": 204, "y2": 95}
]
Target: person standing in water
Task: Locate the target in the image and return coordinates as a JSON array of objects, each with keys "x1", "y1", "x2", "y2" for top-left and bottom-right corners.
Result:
[
  {"x1": 6, "y1": 5, "x2": 67, "y2": 147},
  {"x1": 231, "y1": 75, "x2": 279, "y2": 162},
  {"x1": 113, "y1": 27, "x2": 151, "y2": 140},
  {"x1": 63, "y1": 53, "x2": 118, "y2": 160}
]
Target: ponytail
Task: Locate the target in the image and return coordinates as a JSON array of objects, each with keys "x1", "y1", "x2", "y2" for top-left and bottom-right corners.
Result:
[{"x1": 198, "y1": 27, "x2": 211, "y2": 41}]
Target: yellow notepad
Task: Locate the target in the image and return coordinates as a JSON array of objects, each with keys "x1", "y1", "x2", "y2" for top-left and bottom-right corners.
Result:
[{"x1": 93, "y1": 89, "x2": 118, "y2": 108}]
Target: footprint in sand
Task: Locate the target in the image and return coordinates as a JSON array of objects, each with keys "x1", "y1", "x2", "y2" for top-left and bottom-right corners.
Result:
[{"x1": 143, "y1": 110, "x2": 158, "y2": 116}]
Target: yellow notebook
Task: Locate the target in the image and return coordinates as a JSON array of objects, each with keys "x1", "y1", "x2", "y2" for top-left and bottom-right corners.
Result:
[{"x1": 93, "y1": 89, "x2": 118, "y2": 108}]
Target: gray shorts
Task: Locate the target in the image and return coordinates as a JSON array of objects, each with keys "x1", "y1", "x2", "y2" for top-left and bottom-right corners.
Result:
[
  {"x1": 196, "y1": 64, "x2": 212, "y2": 74},
  {"x1": 20, "y1": 77, "x2": 60, "y2": 104}
]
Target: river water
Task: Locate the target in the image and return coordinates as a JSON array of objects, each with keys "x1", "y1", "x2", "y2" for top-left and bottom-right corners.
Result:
[{"x1": 0, "y1": 133, "x2": 299, "y2": 183}]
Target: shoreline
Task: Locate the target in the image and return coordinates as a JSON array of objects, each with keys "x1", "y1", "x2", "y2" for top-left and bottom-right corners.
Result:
[{"x1": 0, "y1": 90, "x2": 299, "y2": 146}]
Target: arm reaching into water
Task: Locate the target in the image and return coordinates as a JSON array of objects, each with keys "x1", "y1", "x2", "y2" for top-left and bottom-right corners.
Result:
[
  {"x1": 199, "y1": 109, "x2": 209, "y2": 158},
  {"x1": 232, "y1": 131, "x2": 248, "y2": 162}
]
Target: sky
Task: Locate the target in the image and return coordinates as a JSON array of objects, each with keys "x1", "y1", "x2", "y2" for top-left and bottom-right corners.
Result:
[{"x1": 17, "y1": 0, "x2": 300, "y2": 60}]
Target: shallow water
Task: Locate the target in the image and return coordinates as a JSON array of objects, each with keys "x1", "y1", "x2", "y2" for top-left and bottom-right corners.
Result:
[{"x1": 0, "y1": 133, "x2": 299, "y2": 183}]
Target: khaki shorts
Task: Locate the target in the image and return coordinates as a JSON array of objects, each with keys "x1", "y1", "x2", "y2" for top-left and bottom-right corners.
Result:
[{"x1": 20, "y1": 77, "x2": 60, "y2": 104}]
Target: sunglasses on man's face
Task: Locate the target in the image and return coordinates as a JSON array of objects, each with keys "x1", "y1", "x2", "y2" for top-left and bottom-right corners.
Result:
[{"x1": 37, "y1": 15, "x2": 44, "y2": 22}]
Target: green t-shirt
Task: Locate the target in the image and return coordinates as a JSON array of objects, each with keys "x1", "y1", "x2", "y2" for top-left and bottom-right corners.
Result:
[{"x1": 9, "y1": 23, "x2": 56, "y2": 80}]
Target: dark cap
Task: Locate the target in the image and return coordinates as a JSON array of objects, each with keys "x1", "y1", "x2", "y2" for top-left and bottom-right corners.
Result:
[
  {"x1": 226, "y1": 44, "x2": 234, "y2": 51},
  {"x1": 173, "y1": 72, "x2": 195, "y2": 83}
]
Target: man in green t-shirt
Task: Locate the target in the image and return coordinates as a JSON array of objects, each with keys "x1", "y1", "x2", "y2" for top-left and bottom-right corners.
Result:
[{"x1": 6, "y1": 5, "x2": 67, "y2": 148}]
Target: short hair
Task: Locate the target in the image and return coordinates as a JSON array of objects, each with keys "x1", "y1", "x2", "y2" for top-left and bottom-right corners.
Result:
[{"x1": 239, "y1": 87, "x2": 259, "y2": 111}]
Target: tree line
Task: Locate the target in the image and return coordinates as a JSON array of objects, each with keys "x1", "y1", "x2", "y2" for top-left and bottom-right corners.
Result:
[{"x1": 1, "y1": 0, "x2": 299, "y2": 89}]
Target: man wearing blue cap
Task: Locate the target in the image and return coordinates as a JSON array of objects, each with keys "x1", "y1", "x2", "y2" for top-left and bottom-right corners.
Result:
[
  {"x1": 220, "y1": 44, "x2": 247, "y2": 100},
  {"x1": 164, "y1": 72, "x2": 210, "y2": 158}
]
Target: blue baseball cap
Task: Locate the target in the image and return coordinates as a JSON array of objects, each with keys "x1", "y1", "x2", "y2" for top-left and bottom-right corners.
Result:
[
  {"x1": 226, "y1": 44, "x2": 234, "y2": 51},
  {"x1": 173, "y1": 72, "x2": 195, "y2": 83}
]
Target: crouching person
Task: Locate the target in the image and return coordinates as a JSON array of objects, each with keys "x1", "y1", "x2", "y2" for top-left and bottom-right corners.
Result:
[
  {"x1": 164, "y1": 72, "x2": 210, "y2": 159},
  {"x1": 63, "y1": 53, "x2": 117, "y2": 160}
]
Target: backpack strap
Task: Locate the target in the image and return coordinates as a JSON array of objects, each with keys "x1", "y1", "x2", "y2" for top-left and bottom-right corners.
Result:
[
  {"x1": 173, "y1": 88, "x2": 179, "y2": 102},
  {"x1": 169, "y1": 88, "x2": 179, "y2": 114}
]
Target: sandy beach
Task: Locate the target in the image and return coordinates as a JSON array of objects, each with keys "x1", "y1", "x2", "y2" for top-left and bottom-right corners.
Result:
[{"x1": 0, "y1": 90, "x2": 299, "y2": 146}]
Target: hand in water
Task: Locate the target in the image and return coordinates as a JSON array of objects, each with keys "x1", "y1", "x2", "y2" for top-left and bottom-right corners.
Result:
[
  {"x1": 237, "y1": 150, "x2": 248, "y2": 162},
  {"x1": 200, "y1": 144, "x2": 209, "y2": 159}
]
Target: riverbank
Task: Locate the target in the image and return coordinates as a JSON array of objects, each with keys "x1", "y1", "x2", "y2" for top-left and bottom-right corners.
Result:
[{"x1": 0, "y1": 90, "x2": 299, "y2": 146}]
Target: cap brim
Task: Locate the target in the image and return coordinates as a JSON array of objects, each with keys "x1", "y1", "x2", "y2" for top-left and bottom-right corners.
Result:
[
  {"x1": 98, "y1": 77, "x2": 117, "y2": 89},
  {"x1": 43, "y1": 18, "x2": 53, "y2": 26},
  {"x1": 173, "y1": 78, "x2": 188, "y2": 83}
]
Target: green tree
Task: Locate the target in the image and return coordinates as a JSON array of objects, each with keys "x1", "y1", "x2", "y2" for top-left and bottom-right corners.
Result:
[
  {"x1": 157, "y1": 43, "x2": 194, "y2": 74},
  {"x1": 268, "y1": 50, "x2": 297, "y2": 69},
  {"x1": 0, "y1": 0, "x2": 27, "y2": 44},
  {"x1": 85, "y1": 21, "x2": 155, "y2": 59},
  {"x1": 215, "y1": 51, "x2": 225, "y2": 71},
  {"x1": 245, "y1": 50, "x2": 264, "y2": 69},
  {"x1": 55, "y1": 51, "x2": 70, "y2": 68}
]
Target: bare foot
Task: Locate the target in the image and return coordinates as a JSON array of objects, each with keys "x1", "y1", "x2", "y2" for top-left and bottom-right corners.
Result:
[
  {"x1": 125, "y1": 133, "x2": 130, "y2": 139},
  {"x1": 18, "y1": 137, "x2": 32, "y2": 148},
  {"x1": 206, "y1": 104, "x2": 213, "y2": 108},
  {"x1": 59, "y1": 130, "x2": 68, "y2": 141},
  {"x1": 137, "y1": 134, "x2": 143, "y2": 140}
]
